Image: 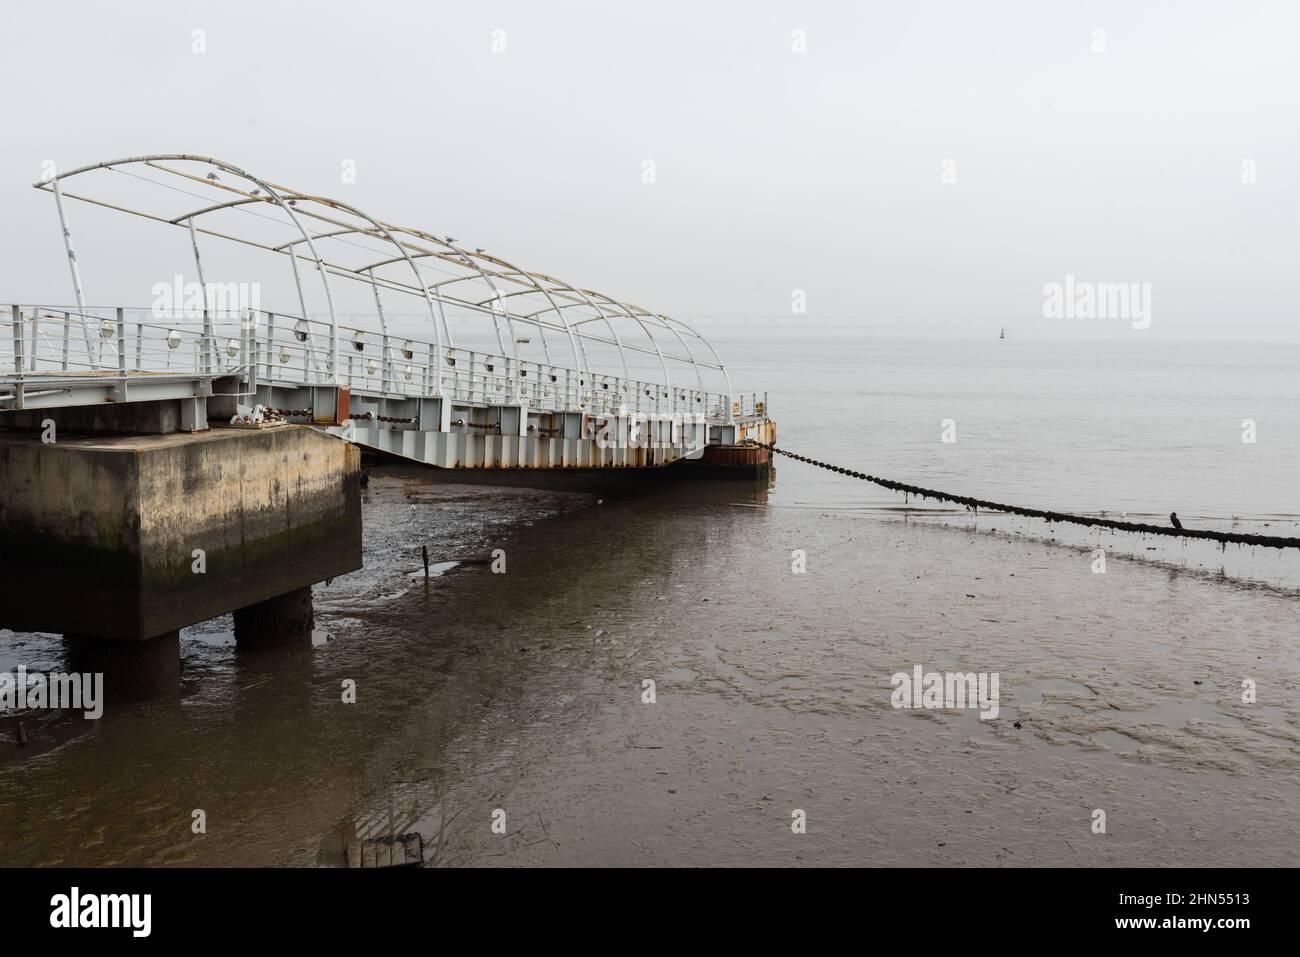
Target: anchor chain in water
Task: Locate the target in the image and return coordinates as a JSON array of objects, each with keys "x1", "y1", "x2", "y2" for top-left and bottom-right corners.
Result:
[{"x1": 743, "y1": 439, "x2": 1300, "y2": 550}]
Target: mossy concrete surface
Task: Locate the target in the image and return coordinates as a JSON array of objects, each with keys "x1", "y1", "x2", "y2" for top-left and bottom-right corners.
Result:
[{"x1": 0, "y1": 425, "x2": 361, "y2": 640}]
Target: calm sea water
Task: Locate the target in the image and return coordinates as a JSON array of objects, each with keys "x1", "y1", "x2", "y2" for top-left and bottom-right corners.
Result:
[
  {"x1": 2, "y1": 326, "x2": 1298, "y2": 866},
  {"x1": 718, "y1": 324, "x2": 1300, "y2": 518}
]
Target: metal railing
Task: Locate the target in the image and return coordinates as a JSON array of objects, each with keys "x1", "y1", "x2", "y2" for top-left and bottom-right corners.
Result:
[{"x1": 2, "y1": 305, "x2": 769, "y2": 422}]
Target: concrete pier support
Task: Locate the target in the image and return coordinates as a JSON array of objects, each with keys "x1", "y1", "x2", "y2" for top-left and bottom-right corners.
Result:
[
  {"x1": 234, "y1": 587, "x2": 315, "y2": 651},
  {"x1": 64, "y1": 631, "x2": 181, "y2": 703},
  {"x1": 0, "y1": 424, "x2": 362, "y2": 694}
]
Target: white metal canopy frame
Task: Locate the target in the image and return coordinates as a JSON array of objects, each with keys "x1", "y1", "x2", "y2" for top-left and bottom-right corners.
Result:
[{"x1": 32, "y1": 154, "x2": 736, "y2": 410}]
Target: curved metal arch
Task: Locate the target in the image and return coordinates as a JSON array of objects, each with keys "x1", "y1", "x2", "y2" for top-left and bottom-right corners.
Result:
[
  {"x1": 622, "y1": 305, "x2": 706, "y2": 396},
  {"x1": 573, "y1": 289, "x2": 675, "y2": 396},
  {"x1": 43, "y1": 153, "x2": 347, "y2": 383},
  {"x1": 250, "y1": 196, "x2": 454, "y2": 394},
  {"x1": 352, "y1": 235, "x2": 581, "y2": 377},
  {"x1": 569, "y1": 301, "x2": 731, "y2": 402},
  {"x1": 178, "y1": 192, "x2": 603, "y2": 400},
  {"x1": 653, "y1": 312, "x2": 734, "y2": 402},
  {"x1": 461, "y1": 249, "x2": 596, "y2": 380},
  {"x1": 620, "y1": 306, "x2": 709, "y2": 403},
  {"x1": 359, "y1": 262, "x2": 584, "y2": 370},
  {"x1": 476, "y1": 279, "x2": 627, "y2": 384},
  {"x1": 34, "y1": 152, "x2": 738, "y2": 413},
  {"x1": 513, "y1": 279, "x2": 666, "y2": 392},
  {"x1": 277, "y1": 228, "x2": 459, "y2": 349},
  {"x1": 523, "y1": 273, "x2": 632, "y2": 387},
  {"x1": 376, "y1": 226, "x2": 517, "y2": 366},
  {"x1": 268, "y1": 223, "x2": 438, "y2": 374},
  {"x1": 247, "y1": 167, "x2": 612, "y2": 380},
  {"x1": 168, "y1": 195, "x2": 272, "y2": 224}
]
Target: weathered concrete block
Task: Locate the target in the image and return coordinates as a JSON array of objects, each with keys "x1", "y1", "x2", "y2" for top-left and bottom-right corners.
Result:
[
  {"x1": 0, "y1": 425, "x2": 362, "y2": 640},
  {"x1": 0, "y1": 400, "x2": 182, "y2": 435},
  {"x1": 64, "y1": 630, "x2": 181, "y2": 702},
  {"x1": 233, "y1": 585, "x2": 314, "y2": 651}
]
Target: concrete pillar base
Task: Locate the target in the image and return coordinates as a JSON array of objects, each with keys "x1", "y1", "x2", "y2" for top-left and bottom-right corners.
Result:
[
  {"x1": 63, "y1": 631, "x2": 181, "y2": 704},
  {"x1": 234, "y1": 586, "x2": 315, "y2": 651}
]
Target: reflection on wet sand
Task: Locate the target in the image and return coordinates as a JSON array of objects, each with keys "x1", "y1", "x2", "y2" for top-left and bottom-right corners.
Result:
[{"x1": 1, "y1": 461, "x2": 1298, "y2": 866}]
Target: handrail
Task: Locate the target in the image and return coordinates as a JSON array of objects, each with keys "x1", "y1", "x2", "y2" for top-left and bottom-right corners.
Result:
[{"x1": 1, "y1": 304, "x2": 768, "y2": 422}]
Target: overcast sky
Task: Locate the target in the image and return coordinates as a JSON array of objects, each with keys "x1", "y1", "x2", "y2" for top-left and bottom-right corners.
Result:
[{"x1": 1, "y1": 0, "x2": 1297, "y2": 340}]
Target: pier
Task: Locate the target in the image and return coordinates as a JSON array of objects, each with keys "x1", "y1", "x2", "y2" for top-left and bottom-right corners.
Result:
[{"x1": 0, "y1": 154, "x2": 773, "y2": 701}]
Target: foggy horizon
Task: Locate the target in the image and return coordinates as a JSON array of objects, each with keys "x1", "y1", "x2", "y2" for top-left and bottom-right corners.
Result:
[{"x1": 2, "y1": 0, "x2": 1297, "y2": 342}]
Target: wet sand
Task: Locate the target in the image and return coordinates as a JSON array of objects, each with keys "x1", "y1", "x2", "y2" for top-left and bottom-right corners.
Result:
[{"x1": 1, "y1": 465, "x2": 1297, "y2": 866}]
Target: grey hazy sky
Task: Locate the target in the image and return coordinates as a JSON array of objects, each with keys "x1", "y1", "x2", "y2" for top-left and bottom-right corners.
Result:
[{"x1": 2, "y1": 0, "x2": 1297, "y2": 339}]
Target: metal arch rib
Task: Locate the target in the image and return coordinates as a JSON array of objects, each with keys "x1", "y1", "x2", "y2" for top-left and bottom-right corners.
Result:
[
  {"x1": 623, "y1": 305, "x2": 706, "y2": 396},
  {"x1": 43, "y1": 157, "x2": 450, "y2": 389},
  {"x1": 36, "y1": 154, "x2": 349, "y2": 385},
  {"x1": 616, "y1": 300, "x2": 702, "y2": 395},
  {"x1": 32, "y1": 153, "x2": 736, "y2": 406},
  {"x1": 377, "y1": 226, "x2": 516, "y2": 365},
  {"x1": 656, "y1": 313, "x2": 734, "y2": 405},
  {"x1": 267, "y1": 224, "x2": 457, "y2": 352},
  {"x1": 454, "y1": 251, "x2": 597, "y2": 380},
  {"x1": 479, "y1": 276, "x2": 628, "y2": 384},
  {"x1": 573, "y1": 289, "x2": 674, "y2": 395},
  {"x1": 346, "y1": 235, "x2": 559, "y2": 372},
  {"x1": 244, "y1": 198, "x2": 452, "y2": 395},
  {"x1": 532, "y1": 297, "x2": 668, "y2": 387},
  {"x1": 570, "y1": 306, "x2": 731, "y2": 404}
]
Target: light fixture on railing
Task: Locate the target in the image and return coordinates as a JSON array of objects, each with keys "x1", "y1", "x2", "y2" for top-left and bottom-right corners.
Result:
[
  {"x1": 445, "y1": 349, "x2": 456, "y2": 366},
  {"x1": 279, "y1": 346, "x2": 291, "y2": 364},
  {"x1": 166, "y1": 329, "x2": 182, "y2": 350},
  {"x1": 403, "y1": 364, "x2": 413, "y2": 381},
  {"x1": 366, "y1": 358, "x2": 378, "y2": 376},
  {"x1": 352, "y1": 330, "x2": 365, "y2": 352},
  {"x1": 401, "y1": 340, "x2": 414, "y2": 360},
  {"x1": 99, "y1": 318, "x2": 115, "y2": 339},
  {"x1": 293, "y1": 319, "x2": 308, "y2": 342},
  {"x1": 226, "y1": 338, "x2": 240, "y2": 358}
]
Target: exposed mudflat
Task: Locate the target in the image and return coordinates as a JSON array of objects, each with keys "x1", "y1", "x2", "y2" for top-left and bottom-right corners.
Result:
[{"x1": 1, "y1": 465, "x2": 1297, "y2": 866}]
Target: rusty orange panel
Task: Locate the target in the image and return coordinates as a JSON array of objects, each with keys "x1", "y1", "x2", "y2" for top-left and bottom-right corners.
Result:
[{"x1": 701, "y1": 444, "x2": 767, "y2": 466}]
